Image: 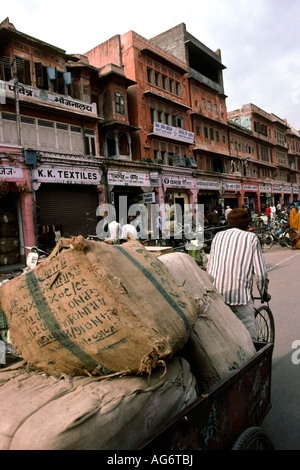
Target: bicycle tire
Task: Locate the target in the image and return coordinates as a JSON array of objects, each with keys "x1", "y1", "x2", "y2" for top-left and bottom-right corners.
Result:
[
  {"x1": 258, "y1": 232, "x2": 274, "y2": 252},
  {"x1": 283, "y1": 228, "x2": 300, "y2": 249},
  {"x1": 232, "y1": 426, "x2": 275, "y2": 450},
  {"x1": 255, "y1": 305, "x2": 275, "y2": 343}
]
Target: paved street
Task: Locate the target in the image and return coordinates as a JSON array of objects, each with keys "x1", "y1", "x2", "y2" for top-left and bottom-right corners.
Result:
[{"x1": 259, "y1": 244, "x2": 300, "y2": 450}]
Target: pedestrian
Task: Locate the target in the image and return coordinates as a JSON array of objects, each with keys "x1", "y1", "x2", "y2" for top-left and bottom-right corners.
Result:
[
  {"x1": 288, "y1": 204, "x2": 300, "y2": 249},
  {"x1": 224, "y1": 205, "x2": 232, "y2": 220},
  {"x1": 120, "y1": 223, "x2": 138, "y2": 242},
  {"x1": 206, "y1": 208, "x2": 271, "y2": 340},
  {"x1": 276, "y1": 202, "x2": 281, "y2": 215},
  {"x1": 155, "y1": 213, "x2": 162, "y2": 238},
  {"x1": 108, "y1": 219, "x2": 122, "y2": 239},
  {"x1": 265, "y1": 205, "x2": 271, "y2": 222},
  {"x1": 96, "y1": 210, "x2": 109, "y2": 240},
  {"x1": 209, "y1": 209, "x2": 220, "y2": 226},
  {"x1": 270, "y1": 204, "x2": 276, "y2": 219}
]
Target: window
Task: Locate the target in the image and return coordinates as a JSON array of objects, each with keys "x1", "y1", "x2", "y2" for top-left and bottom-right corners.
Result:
[
  {"x1": 210, "y1": 128, "x2": 214, "y2": 141},
  {"x1": 16, "y1": 58, "x2": 31, "y2": 85},
  {"x1": 196, "y1": 126, "x2": 200, "y2": 136},
  {"x1": 35, "y1": 62, "x2": 48, "y2": 90},
  {"x1": 175, "y1": 81, "x2": 181, "y2": 96},
  {"x1": 115, "y1": 93, "x2": 125, "y2": 114},
  {"x1": 162, "y1": 75, "x2": 168, "y2": 90},
  {"x1": 214, "y1": 104, "x2": 218, "y2": 115},
  {"x1": 216, "y1": 130, "x2": 220, "y2": 142},
  {"x1": 204, "y1": 127, "x2": 209, "y2": 139},
  {"x1": 169, "y1": 79, "x2": 175, "y2": 94},
  {"x1": 84, "y1": 129, "x2": 96, "y2": 156},
  {"x1": 201, "y1": 98, "x2": 206, "y2": 110},
  {"x1": 147, "y1": 67, "x2": 153, "y2": 84},
  {"x1": 208, "y1": 101, "x2": 212, "y2": 113},
  {"x1": 155, "y1": 71, "x2": 160, "y2": 87}
]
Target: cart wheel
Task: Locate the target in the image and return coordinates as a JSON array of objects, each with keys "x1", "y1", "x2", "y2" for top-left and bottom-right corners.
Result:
[
  {"x1": 255, "y1": 305, "x2": 275, "y2": 343},
  {"x1": 232, "y1": 426, "x2": 274, "y2": 450}
]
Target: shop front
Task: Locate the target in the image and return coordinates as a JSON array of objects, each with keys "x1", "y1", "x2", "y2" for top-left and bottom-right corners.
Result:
[
  {"x1": 107, "y1": 169, "x2": 159, "y2": 233},
  {"x1": 222, "y1": 181, "x2": 242, "y2": 211},
  {"x1": 162, "y1": 174, "x2": 194, "y2": 231},
  {"x1": 292, "y1": 185, "x2": 299, "y2": 203},
  {"x1": 0, "y1": 147, "x2": 35, "y2": 267},
  {"x1": 259, "y1": 183, "x2": 272, "y2": 209},
  {"x1": 242, "y1": 183, "x2": 259, "y2": 215},
  {"x1": 32, "y1": 163, "x2": 102, "y2": 250}
]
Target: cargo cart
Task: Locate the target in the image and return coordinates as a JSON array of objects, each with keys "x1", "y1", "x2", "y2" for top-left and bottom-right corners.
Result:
[{"x1": 135, "y1": 341, "x2": 274, "y2": 450}]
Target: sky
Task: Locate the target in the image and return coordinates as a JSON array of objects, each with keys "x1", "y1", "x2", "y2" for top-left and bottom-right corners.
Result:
[{"x1": 3, "y1": 0, "x2": 300, "y2": 129}]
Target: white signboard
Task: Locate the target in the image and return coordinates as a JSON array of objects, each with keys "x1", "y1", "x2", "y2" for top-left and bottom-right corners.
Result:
[
  {"x1": 272, "y1": 185, "x2": 282, "y2": 193},
  {"x1": 143, "y1": 192, "x2": 156, "y2": 203},
  {"x1": 259, "y1": 185, "x2": 272, "y2": 193},
  {"x1": 0, "y1": 165, "x2": 23, "y2": 179},
  {"x1": 282, "y1": 185, "x2": 292, "y2": 194},
  {"x1": 153, "y1": 121, "x2": 194, "y2": 144},
  {"x1": 32, "y1": 165, "x2": 102, "y2": 184},
  {"x1": 108, "y1": 171, "x2": 150, "y2": 187},
  {"x1": 196, "y1": 180, "x2": 221, "y2": 190},
  {"x1": 3, "y1": 81, "x2": 97, "y2": 116},
  {"x1": 223, "y1": 182, "x2": 242, "y2": 191},
  {"x1": 243, "y1": 184, "x2": 258, "y2": 191},
  {"x1": 163, "y1": 175, "x2": 193, "y2": 188}
]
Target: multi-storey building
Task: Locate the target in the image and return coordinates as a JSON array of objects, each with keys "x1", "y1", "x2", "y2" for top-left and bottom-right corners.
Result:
[
  {"x1": 1, "y1": 18, "x2": 299, "y2": 268},
  {"x1": 228, "y1": 103, "x2": 300, "y2": 209}
]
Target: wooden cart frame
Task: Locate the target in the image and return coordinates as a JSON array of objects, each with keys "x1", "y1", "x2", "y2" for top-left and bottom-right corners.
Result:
[{"x1": 136, "y1": 342, "x2": 274, "y2": 450}]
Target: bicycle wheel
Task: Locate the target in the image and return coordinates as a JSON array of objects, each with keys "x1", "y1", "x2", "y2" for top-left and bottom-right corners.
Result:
[
  {"x1": 232, "y1": 426, "x2": 275, "y2": 450},
  {"x1": 255, "y1": 305, "x2": 275, "y2": 343},
  {"x1": 258, "y1": 232, "x2": 274, "y2": 252},
  {"x1": 283, "y1": 228, "x2": 300, "y2": 249}
]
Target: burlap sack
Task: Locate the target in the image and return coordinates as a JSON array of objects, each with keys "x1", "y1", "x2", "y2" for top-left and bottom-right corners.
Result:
[
  {"x1": 0, "y1": 357, "x2": 197, "y2": 450},
  {"x1": 158, "y1": 252, "x2": 256, "y2": 392},
  {"x1": 0, "y1": 236, "x2": 198, "y2": 377}
]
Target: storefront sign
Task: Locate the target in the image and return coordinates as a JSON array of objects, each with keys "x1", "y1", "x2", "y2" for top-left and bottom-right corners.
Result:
[
  {"x1": 196, "y1": 180, "x2": 221, "y2": 190},
  {"x1": 0, "y1": 165, "x2": 23, "y2": 179},
  {"x1": 153, "y1": 121, "x2": 194, "y2": 144},
  {"x1": 293, "y1": 186, "x2": 299, "y2": 194},
  {"x1": 143, "y1": 192, "x2": 156, "y2": 203},
  {"x1": 282, "y1": 185, "x2": 292, "y2": 193},
  {"x1": 259, "y1": 185, "x2": 272, "y2": 193},
  {"x1": 3, "y1": 80, "x2": 97, "y2": 116},
  {"x1": 108, "y1": 171, "x2": 150, "y2": 187},
  {"x1": 163, "y1": 175, "x2": 193, "y2": 188},
  {"x1": 223, "y1": 182, "x2": 241, "y2": 191},
  {"x1": 243, "y1": 184, "x2": 258, "y2": 191},
  {"x1": 32, "y1": 165, "x2": 102, "y2": 184},
  {"x1": 272, "y1": 185, "x2": 282, "y2": 193}
]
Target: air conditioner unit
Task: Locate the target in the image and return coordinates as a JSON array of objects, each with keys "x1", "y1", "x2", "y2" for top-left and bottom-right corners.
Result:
[
  {"x1": 186, "y1": 156, "x2": 197, "y2": 169},
  {"x1": 171, "y1": 154, "x2": 186, "y2": 167}
]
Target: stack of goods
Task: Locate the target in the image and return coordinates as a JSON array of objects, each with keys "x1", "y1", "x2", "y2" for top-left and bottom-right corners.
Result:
[
  {"x1": 0, "y1": 236, "x2": 199, "y2": 449},
  {"x1": 0, "y1": 209, "x2": 20, "y2": 266},
  {"x1": 0, "y1": 237, "x2": 256, "y2": 450}
]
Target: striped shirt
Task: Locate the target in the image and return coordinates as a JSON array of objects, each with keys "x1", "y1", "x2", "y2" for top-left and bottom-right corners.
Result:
[{"x1": 206, "y1": 228, "x2": 269, "y2": 305}]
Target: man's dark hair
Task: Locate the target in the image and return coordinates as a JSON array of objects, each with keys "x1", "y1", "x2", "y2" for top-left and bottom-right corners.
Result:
[{"x1": 227, "y1": 208, "x2": 251, "y2": 230}]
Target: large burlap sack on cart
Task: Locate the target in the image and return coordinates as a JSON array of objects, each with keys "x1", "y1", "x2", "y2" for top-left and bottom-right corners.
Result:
[
  {"x1": 158, "y1": 252, "x2": 256, "y2": 392},
  {"x1": 0, "y1": 357, "x2": 197, "y2": 450},
  {"x1": 0, "y1": 236, "x2": 198, "y2": 377}
]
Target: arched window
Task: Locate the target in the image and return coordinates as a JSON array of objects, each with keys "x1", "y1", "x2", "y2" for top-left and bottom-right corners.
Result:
[
  {"x1": 106, "y1": 131, "x2": 116, "y2": 157},
  {"x1": 118, "y1": 132, "x2": 130, "y2": 156}
]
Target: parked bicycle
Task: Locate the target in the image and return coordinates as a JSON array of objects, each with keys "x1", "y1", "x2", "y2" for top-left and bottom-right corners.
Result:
[{"x1": 248, "y1": 226, "x2": 274, "y2": 252}]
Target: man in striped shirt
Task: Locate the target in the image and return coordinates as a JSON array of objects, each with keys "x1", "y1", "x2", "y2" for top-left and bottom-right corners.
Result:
[{"x1": 206, "y1": 208, "x2": 271, "y2": 340}]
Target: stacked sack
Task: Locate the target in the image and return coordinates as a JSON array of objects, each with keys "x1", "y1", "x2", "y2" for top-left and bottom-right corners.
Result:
[
  {"x1": 0, "y1": 236, "x2": 199, "y2": 449},
  {"x1": 0, "y1": 238, "x2": 256, "y2": 449}
]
